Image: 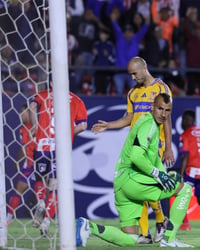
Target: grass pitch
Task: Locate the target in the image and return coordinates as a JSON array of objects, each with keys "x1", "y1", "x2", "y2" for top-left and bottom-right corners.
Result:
[{"x1": 3, "y1": 219, "x2": 200, "y2": 249}]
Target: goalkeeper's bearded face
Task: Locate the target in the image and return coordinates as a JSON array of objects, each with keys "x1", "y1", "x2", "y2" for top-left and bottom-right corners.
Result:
[{"x1": 152, "y1": 95, "x2": 172, "y2": 125}]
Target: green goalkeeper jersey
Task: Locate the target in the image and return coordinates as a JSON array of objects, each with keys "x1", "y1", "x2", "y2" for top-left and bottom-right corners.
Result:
[{"x1": 114, "y1": 113, "x2": 165, "y2": 190}]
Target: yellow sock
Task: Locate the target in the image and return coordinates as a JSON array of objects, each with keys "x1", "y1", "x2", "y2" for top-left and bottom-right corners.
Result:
[
  {"x1": 149, "y1": 200, "x2": 165, "y2": 223},
  {"x1": 139, "y1": 201, "x2": 149, "y2": 236}
]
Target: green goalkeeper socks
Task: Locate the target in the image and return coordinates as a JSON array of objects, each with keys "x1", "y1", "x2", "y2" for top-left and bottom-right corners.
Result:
[
  {"x1": 164, "y1": 183, "x2": 192, "y2": 242},
  {"x1": 89, "y1": 221, "x2": 138, "y2": 246}
]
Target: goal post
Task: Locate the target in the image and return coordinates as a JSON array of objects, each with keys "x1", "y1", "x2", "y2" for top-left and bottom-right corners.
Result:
[
  {"x1": 0, "y1": 0, "x2": 76, "y2": 249},
  {"x1": 0, "y1": 55, "x2": 7, "y2": 248},
  {"x1": 49, "y1": 0, "x2": 75, "y2": 249}
]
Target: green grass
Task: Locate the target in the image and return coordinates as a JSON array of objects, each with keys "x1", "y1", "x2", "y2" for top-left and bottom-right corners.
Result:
[{"x1": 2, "y1": 219, "x2": 200, "y2": 249}]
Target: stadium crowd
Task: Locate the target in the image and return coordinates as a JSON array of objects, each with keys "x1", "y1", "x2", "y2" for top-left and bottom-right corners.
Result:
[{"x1": 1, "y1": 0, "x2": 200, "y2": 96}]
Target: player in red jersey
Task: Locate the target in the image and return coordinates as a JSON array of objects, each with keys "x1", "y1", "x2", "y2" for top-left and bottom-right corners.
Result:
[
  {"x1": 179, "y1": 110, "x2": 200, "y2": 230},
  {"x1": 30, "y1": 83, "x2": 87, "y2": 236},
  {"x1": 7, "y1": 104, "x2": 36, "y2": 225}
]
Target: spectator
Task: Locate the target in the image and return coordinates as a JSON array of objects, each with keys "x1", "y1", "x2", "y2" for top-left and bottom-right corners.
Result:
[
  {"x1": 134, "y1": 0, "x2": 151, "y2": 21},
  {"x1": 151, "y1": 1, "x2": 179, "y2": 55},
  {"x1": 67, "y1": 21, "x2": 79, "y2": 66},
  {"x1": 143, "y1": 25, "x2": 170, "y2": 68},
  {"x1": 92, "y1": 28, "x2": 115, "y2": 95},
  {"x1": 110, "y1": 9, "x2": 149, "y2": 95},
  {"x1": 66, "y1": 0, "x2": 84, "y2": 17},
  {"x1": 73, "y1": 9, "x2": 104, "y2": 93},
  {"x1": 85, "y1": 0, "x2": 107, "y2": 22},
  {"x1": 106, "y1": 0, "x2": 126, "y2": 18},
  {"x1": 8, "y1": 1, "x2": 40, "y2": 64},
  {"x1": 164, "y1": 58, "x2": 186, "y2": 97},
  {"x1": 184, "y1": 22, "x2": 200, "y2": 95},
  {"x1": 66, "y1": 0, "x2": 85, "y2": 35},
  {"x1": 132, "y1": 12, "x2": 148, "y2": 57}
]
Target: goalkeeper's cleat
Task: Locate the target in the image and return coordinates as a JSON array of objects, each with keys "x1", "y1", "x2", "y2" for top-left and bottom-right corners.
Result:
[
  {"x1": 32, "y1": 200, "x2": 45, "y2": 228},
  {"x1": 160, "y1": 238, "x2": 194, "y2": 247},
  {"x1": 40, "y1": 217, "x2": 50, "y2": 238},
  {"x1": 179, "y1": 223, "x2": 191, "y2": 231},
  {"x1": 76, "y1": 217, "x2": 90, "y2": 247},
  {"x1": 154, "y1": 217, "x2": 168, "y2": 242},
  {"x1": 137, "y1": 234, "x2": 153, "y2": 244}
]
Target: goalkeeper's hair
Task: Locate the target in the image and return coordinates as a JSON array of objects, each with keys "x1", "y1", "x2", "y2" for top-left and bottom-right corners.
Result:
[{"x1": 154, "y1": 93, "x2": 171, "y2": 104}]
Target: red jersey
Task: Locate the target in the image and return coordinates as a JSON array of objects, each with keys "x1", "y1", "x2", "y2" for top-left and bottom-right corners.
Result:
[
  {"x1": 32, "y1": 89, "x2": 55, "y2": 151},
  {"x1": 19, "y1": 122, "x2": 35, "y2": 168},
  {"x1": 33, "y1": 90, "x2": 87, "y2": 150},
  {"x1": 70, "y1": 92, "x2": 87, "y2": 143},
  {"x1": 179, "y1": 126, "x2": 200, "y2": 178}
]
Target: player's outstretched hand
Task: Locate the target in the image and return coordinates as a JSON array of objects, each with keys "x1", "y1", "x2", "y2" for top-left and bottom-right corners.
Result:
[
  {"x1": 151, "y1": 167, "x2": 176, "y2": 192},
  {"x1": 91, "y1": 120, "x2": 108, "y2": 134}
]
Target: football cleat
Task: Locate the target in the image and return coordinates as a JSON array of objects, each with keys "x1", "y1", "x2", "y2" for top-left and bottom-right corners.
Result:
[
  {"x1": 154, "y1": 217, "x2": 168, "y2": 242},
  {"x1": 76, "y1": 217, "x2": 90, "y2": 247},
  {"x1": 160, "y1": 238, "x2": 194, "y2": 248},
  {"x1": 137, "y1": 234, "x2": 153, "y2": 244},
  {"x1": 40, "y1": 217, "x2": 50, "y2": 238},
  {"x1": 32, "y1": 200, "x2": 45, "y2": 228}
]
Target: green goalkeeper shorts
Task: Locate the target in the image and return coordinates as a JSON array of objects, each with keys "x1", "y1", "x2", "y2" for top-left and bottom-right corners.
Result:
[{"x1": 114, "y1": 175, "x2": 180, "y2": 228}]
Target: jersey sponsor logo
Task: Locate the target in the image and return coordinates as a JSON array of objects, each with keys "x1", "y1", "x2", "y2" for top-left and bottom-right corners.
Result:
[{"x1": 133, "y1": 102, "x2": 151, "y2": 113}]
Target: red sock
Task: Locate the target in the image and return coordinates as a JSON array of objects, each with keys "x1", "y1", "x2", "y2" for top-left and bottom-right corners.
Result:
[
  {"x1": 182, "y1": 214, "x2": 189, "y2": 224},
  {"x1": 8, "y1": 195, "x2": 21, "y2": 214},
  {"x1": 45, "y1": 192, "x2": 58, "y2": 219},
  {"x1": 34, "y1": 181, "x2": 46, "y2": 201}
]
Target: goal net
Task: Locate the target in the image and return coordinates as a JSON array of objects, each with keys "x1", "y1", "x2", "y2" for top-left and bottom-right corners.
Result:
[{"x1": 0, "y1": 1, "x2": 73, "y2": 249}]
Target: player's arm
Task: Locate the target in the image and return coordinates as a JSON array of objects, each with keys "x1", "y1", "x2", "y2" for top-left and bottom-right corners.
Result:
[
  {"x1": 74, "y1": 121, "x2": 87, "y2": 136},
  {"x1": 74, "y1": 96, "x2": 88, "y2": 136},
  {"x1": 29, "y1": 101, "x2": 38, "y2": 138},
  {"x1": 180, "y1": 153, "x2": 189, "y2": 177},
  {"x1": 130, "y1": 146, "x2": 155, "y2": 175},
  {"x1": 162, "y1": 111, "x2": 175, "y2": 167},
  {"x1": 131, "y1": 146, "x2": 176, "y2": 191},
  {"x1": 91, "y1": 112, "x2": 133, "y2": 134}
]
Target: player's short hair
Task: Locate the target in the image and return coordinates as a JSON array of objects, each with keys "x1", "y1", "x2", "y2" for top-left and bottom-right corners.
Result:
[
  {"x1": 183, "y1": 110, "x2": 195, "y2": 120},
  {"x1": 154, "y1": 93, "x2": 171, "y2": 104}
]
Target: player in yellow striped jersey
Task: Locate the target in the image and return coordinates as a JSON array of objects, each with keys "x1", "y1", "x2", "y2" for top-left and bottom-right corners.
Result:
[{"x1": 92, "y1": 56, "x2": 174, "y2": 244}]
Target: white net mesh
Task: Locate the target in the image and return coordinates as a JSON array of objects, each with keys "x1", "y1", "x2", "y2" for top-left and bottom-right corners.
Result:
[{"x1": 0, "y1": 1, "x2": 60, "y2": 249}]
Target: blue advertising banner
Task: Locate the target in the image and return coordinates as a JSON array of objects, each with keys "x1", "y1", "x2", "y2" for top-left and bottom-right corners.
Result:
[{"x1": 4, "y1": 94, "x2": 200, "y2": 219}]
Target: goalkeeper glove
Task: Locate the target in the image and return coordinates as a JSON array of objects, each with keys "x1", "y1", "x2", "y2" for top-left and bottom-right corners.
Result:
[
  {"x1": 168, "y1": 170, "x2": 183, "y2": 183},
  {"x1": 151, "y1": 167, "x2": 177, "y2": 192}
]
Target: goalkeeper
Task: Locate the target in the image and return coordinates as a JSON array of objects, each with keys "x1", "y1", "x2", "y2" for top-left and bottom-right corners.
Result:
[{"x1": 76, "y1": 93, "x2": 193, "y2": 248}]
